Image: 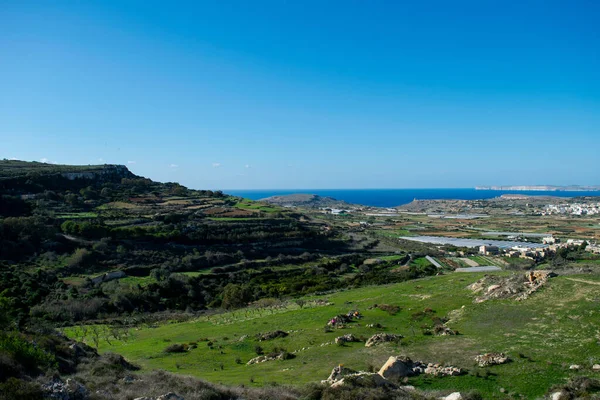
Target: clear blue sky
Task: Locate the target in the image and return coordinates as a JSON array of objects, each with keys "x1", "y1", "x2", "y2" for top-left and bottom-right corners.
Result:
[{"x1": 1, "y1": 0, "x2": 599, "y2": 189}]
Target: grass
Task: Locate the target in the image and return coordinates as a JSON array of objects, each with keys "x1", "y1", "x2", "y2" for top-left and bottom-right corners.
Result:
[
  {"x1": 411, "y1": 257, "x2": 433, "y2": 267},
  {"x1": 63, "y1": 272, "x2": 600, "y2": 398},
  {"x1": 208, "y1": 217, "x2": 265, "y2": 221},
  {"x1": 56, "y1": 212, "x2": 99, "y2": 219},
  {"x1": 235, "y1": 200, "x2": 280, "y2": 213}
]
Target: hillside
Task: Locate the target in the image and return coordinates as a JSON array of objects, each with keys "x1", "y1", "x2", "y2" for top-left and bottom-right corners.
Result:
[
  {"x1": 66, "y1": 271, "x2": 600, "y2": 399},
  {"x1": 2, "y1": 160, "x2": 600, "y2": 400},
  {"x1": 0, "y1": 161, "x2": 374, "y2": 326}
]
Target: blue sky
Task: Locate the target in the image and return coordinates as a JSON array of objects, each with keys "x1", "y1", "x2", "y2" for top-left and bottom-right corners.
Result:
[{"x1": 1, "y1": 0, "x2": 599, "y2": 189}]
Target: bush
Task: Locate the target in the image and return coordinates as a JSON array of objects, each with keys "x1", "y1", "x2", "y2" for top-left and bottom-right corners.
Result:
[
  {"x1": 0, "y1": 378, "x2": 44, "y2": 400},
  {"x1": 164, "y1": 344, "x2": 188, "y2": 353},
  {"x1": 0, "y1": 332, "x2": 56, "y2": 374}
]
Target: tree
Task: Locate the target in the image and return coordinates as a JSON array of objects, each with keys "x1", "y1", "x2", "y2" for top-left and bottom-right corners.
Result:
[{"x1": 221, "y1": 284, "x2": 250, "y2": 310}]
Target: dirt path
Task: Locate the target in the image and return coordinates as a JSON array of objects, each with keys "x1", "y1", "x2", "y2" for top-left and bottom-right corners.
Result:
[{"x1": 565, "y1": 277, "x2": 600, "y2": 286}]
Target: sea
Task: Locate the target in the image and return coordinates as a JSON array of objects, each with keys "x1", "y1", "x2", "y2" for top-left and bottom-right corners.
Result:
[{"x1": 224, "y1": 188, "x2": 600, "y2": 208}]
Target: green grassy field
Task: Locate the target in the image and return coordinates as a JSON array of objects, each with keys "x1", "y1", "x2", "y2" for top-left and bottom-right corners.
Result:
[
  {"x1": 235, "y1": 200, "x2": 280, "y2": 213},
  {"x1": 64, "y1": 272, "x2": 600, "y2": 398},
  {"x1": 56, "y1": 212, "x2": 99, "y2": 219}
]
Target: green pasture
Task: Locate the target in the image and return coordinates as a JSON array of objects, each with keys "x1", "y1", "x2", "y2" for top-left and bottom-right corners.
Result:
[{"x1": 63, "y1": 272, "x2": 600, "y2": 399}]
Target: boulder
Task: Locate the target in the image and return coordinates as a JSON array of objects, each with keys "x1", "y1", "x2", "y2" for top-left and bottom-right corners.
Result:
[
  {"x1": 365, "y1": 333, "x2": 403, "y2": 347},
  {"x1": 42, "y1": 378, "x2": 89, "y2": 400},
  {"x1": 335, "y1": 334, "x2": 360, "y2": 345},
  {"x1": 443, "y1": 393, "x2": 463, "y2": 400},
  {"x1": 322, "y1": 365, "x2": 358, "y2": 384},
  {"x1": 330, "y1": 372, "x2": 394, "y2": 389},
  {"x1": 593, "y1": 364, "x2": 600, "y2": 371},
  {"x1": 475, "y1": 352, "x2": 509, "y2": 367},
  {"x1": 486, "y1": 284, "x2": 501, "y2": 293},
  {"x1": 378, "y1": 356, "x2": 414, "y2": 380},
  {"x1": 569, "y1": 364, "x2": 581, "y2": 370},
  {"x1": 157, "y1": 393, "x2": 185, "y2": 400},
  {"x1": 550, "y1": 391, "x2": 568, "y2": 400}
]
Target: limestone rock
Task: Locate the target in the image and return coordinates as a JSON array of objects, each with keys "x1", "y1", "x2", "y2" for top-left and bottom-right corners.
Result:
[
  {"x1": 365, "y1": 333, "x2": 402, "y2": 347},
  {"x1": 475, "y1": 352, "x2": 509, "y2": 367},
  {"x1": 330, "y1": 372, "x2": 394, "y2": 389},
  {"x1": 551, "y1": 391, "x2": 568, "y2": 400},
  {"x1": 157, "y1": 393, "x2": 184, "y2": 400},
  {"x1": 487, "y1": 284, "x2": 501, "y2": 293},
  {"x1": 42, "y1": 378, "x2": 89, "y2": 400},
  {"x1": 569, "y1": 364, "x2": 581, "y2": 370},
  {"x1": 593, "y1": 364, "x2": 600, "y2": 371},
  {"x1": 322, "y1": 365, "x2": 358, "y2": 384},
  {"x1": 378, "y1": 356, "x2": 413, "y2": 380},
  {"x1": 335, "y1": 334, "x2": 360, "y2": 345},
  {"x1": 443, "y1": 393, "x2": 463, "y2": 400}
]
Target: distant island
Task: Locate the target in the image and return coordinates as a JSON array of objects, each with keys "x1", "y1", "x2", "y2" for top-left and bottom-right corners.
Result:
[
  {"x1": 260, "y1": 193, "x2": 353, "y2": 208},
  {"x1": 475, "y1": 185, "x2": 600, "y2": 192}
]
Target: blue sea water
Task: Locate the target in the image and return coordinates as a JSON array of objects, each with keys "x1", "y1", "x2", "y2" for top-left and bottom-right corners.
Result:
[{"x1": 224, "y1": 189, "x2": 600, "y2": 208}]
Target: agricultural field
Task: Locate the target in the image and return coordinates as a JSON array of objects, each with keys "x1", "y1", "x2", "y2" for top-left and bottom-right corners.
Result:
[{"x1": 64, "y1": 271, "x2": 600, "y2": 399}]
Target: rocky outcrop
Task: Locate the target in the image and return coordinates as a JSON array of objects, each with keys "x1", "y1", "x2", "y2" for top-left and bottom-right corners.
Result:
[
  {"x1": 475, "y1": 352, "x2": 510, "y2": 367},
  {"x1": 134, "y1": 394, "x2": 184, "y2": 400},
  {"x1": 246, "y1": 352, "x2": 290, "y2": 365},
  {"x1": 442, "y1": 393, "x2": 463, "y2": 400},
  {"x1": 335, "y1": 334, "x2": 360, "y2": 345},
  {"x1": 377, "y1": 356, "x2": 463, "y2": 379},
  {"x1": 468, "y1": 272, "x2": 556, "y2": 303},
  {"x1": 330, "y1": 372, "x2": 394, "y2": 389},
  {"x1": 322, "y1": 365, "x2": 359, "y2": 385},
  {"x1": 42, "y1": 378, "x2": 89, "y2": 400},
  {"x1": 365, "y1": 333, "x2": 402, "y2": 347},
  {"x1": 378, "y1": 356, "x2": 413, "y2": 380}
]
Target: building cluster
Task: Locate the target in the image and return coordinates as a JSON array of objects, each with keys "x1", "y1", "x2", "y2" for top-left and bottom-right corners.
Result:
[
  {"x1": 542, "y1": 202, "x2": 600, "y2": 216},
  {"x1": 479, "y1": 237, "x2": 599, "y2": 261}
]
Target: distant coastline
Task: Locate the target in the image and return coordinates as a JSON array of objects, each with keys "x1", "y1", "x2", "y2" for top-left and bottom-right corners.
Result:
[
  {"x1": 225, "y1": 188, "x2": 600, "y2": 208},
  {"x1": 475, "y1": 185, "x2": 600, "y2": 191}
]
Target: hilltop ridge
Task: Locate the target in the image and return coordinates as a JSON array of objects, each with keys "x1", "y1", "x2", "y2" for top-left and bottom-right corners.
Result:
[{"x1": 0, "y1": 159, "x2": 136, "y2": 193}]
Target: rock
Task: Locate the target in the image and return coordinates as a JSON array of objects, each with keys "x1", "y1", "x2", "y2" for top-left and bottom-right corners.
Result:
[
  {"x1": 365, "y1": 333, "x2": 402, "y2": 347},
  {"x1": 551, "y1": 391, "x2": 568, "y2": 400},
  {"x1": 322, "y1": 365, "x2": 358, "y2": 384},
  {"x1": 330, "y1": 372, "x2": 394, "y2": 389},
  {"x1": 593, "y1": 364, "x2": 600, "y2": 371},
  {"x1": 475, "y1": 352, "x2": 509, "y2": 367},
  {"x1": 42, "y1": 378, "x2": 89, "y2": 400},
  {"x1": 157, "y1": 393, "x2": 184, "y2": 400},
  {"x1": 487, "y1": 284, "x2": 501, "y2": 293},
  {"x1": 569, "y1": 364, "x2": 580, "y2": 370},
  {"x1": 378, "y1": 356, "x2": 414, "y2": 380},
  {"x1": 335, "y1": 334, "x2": 360, "y2": 345},
  {"x1": 443, "y1": 393, "x2": 463, "y2": 400}
]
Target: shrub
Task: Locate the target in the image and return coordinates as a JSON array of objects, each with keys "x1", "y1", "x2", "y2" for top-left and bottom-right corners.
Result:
[
  {"x1": 164, "y1": 344, "x2": 188, "y2": 353},
  {"x1": 0, "y1": 332, "x2": 56, "y2": 374},
  {"x1": 0, "y1": 378, "x2": 44, "y2": 400}
]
